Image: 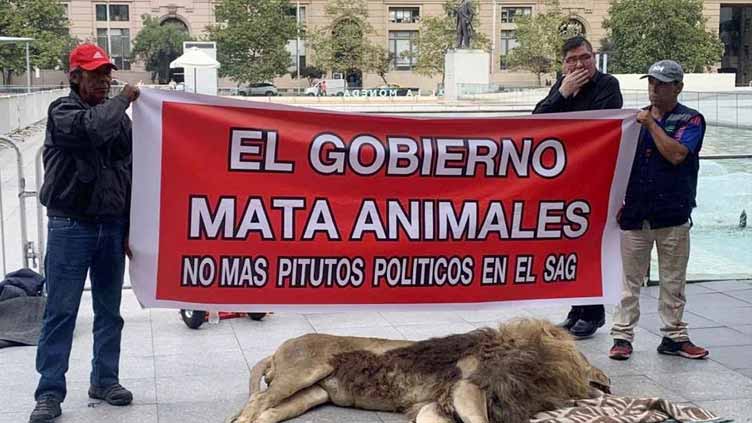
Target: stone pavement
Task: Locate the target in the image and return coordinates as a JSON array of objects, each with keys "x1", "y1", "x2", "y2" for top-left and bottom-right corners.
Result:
[{"x1": 1, "y1": 279, "x2": 751, "y2": 423}]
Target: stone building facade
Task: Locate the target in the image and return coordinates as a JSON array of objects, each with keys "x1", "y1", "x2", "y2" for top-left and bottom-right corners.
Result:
[{"x1": 60, "y1": 0, "x2": 752, "y2": 89}]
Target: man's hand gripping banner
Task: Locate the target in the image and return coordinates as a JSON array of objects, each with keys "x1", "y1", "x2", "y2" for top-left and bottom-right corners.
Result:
[{"x1": 130, "y1": 89, "x2": 639, "y2": 311}]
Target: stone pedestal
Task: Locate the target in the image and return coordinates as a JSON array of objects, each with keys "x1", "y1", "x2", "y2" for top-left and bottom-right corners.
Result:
[{"x1": 444, "y1": 49, "x2": 490, "y2": 100}]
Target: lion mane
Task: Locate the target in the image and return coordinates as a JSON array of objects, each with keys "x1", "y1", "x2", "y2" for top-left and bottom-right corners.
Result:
[{"x1": 230, "y1": 318, "x2": 609, "y2": 423}]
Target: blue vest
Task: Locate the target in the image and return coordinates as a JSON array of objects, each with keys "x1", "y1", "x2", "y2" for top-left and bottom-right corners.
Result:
[{"x1": 619, "y1": 103, "x2": 705, "y2": 230}]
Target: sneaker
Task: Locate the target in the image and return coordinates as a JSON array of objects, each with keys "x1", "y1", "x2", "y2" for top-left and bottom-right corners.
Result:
[
  {"x1": 608, "y1": 339, "x2": 633, "y2": 360},
  {"x1": 29, "y1": 394, "x2": 61, "y2": 423},
  {"x1": 657, "y1": 337, "x2": 709, "y2": 359},
  {"x1": 88, "y1": 383, "x2": 133, "y2": 406}
]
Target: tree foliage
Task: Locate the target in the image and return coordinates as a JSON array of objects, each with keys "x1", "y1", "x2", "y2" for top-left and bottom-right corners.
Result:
[
  {"x1": 0, "y1": 0, "x2": 77, "y2": 84},
  {"x1": 602, "y1": 0, "x2": 723, "y2": 73},
  {"x1": 297, "y1": 65, "x2": 324, "y2": 86},
  {"x1": 131, "y1": 15, "x2": 192, "y2": 83},
  {"x1": 207, "y1": 0, "x2": 298, "y2": 84},
  {"x1": 368, "y1": 45, "x2": 392, "y2": 84},
  {"x1": 412, "y1": 0, "x2": 490, "y2": 81},
  {"x1": 308, "y1": 0, "x2": 386, "y2": 79},
  {"x1": 507, "y1": 1, "x2": 580, "y2": 86}
]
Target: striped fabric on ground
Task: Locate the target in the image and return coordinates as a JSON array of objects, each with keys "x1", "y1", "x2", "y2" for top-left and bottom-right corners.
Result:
[{"x1": 531, "y1": 394, "x2": 729, "y2": 423}]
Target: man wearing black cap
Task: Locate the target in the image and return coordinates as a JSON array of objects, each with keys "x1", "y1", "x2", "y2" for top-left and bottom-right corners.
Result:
[
  {"x1": 534, "y1": 35, "x2": 623, "y2": 338},
  {"x1": 29, "y1": 44, "x2": 140, "y2": 423},
  {"x1": 608, "y1": 60, "x2": 708, "y2": 361}
]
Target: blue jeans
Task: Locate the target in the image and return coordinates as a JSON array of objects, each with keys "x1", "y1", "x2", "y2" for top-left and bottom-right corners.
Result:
[{"x1": 35, "y1": 217, "x2": 127, "y2": 402}]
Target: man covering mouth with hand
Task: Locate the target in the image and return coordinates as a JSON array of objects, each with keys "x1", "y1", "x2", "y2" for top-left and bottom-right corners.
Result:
[{"x1": 532, "y1": 35, "x2": 624, "y2": 338}]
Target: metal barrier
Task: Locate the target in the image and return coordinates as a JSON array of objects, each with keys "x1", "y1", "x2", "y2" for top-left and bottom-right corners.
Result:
[
  {"x1": 35, "y1": 146, "x2": 45, "y2": 275},
  {"x1": 0, "y1": 85, "x2": 63, "y2": 95},
  {"x1": 0, "y1": 135, "x2": 42, "y2": 275},
  {"x1": 0, "y1": 167, "x2": 5, "y2": 274},
  {"x1": 622, "y1": 89, "x2": 752, "y2": 130}
]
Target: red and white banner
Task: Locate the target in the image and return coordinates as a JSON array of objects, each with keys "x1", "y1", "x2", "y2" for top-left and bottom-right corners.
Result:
[{"x1": 130, "y1": 89, "x2": 639, "y2": 311}]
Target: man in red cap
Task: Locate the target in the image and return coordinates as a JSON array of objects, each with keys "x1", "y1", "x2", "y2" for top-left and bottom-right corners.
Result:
[{"x1": 29, "y1": 44, "x2": 140, "y2": 423}]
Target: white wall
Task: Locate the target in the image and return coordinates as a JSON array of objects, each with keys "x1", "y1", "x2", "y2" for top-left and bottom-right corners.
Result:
[
  {"x1": 0, "y1": 89, "x2": 66, "y2": 135},
  {"x1": 614, "y1": 73, "x2": 737, "y2": 91}
]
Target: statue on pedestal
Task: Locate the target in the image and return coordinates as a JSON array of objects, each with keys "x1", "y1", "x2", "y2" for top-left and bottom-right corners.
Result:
[{"x1": 454, "y1": 0, "x2": 474, "y2": 49}]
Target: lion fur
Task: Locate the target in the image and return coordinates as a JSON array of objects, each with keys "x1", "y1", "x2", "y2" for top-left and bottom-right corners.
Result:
[{"x1": 231, "y1": 318, "x2": 609, "y2": 423}]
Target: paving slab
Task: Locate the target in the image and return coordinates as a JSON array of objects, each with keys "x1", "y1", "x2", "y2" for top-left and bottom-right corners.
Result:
[
  {"x1": 708, "y1": 345, "x2": 752, "y2": 370},
  {"x1": 3, "y1": 284, "x2": 752, "y2": 422}
]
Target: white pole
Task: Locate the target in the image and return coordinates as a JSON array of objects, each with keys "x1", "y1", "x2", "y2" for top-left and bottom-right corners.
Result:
[
  {"x1": 603, "y1": 53, "x2": 608, "y2": 74},
  {"x1": 296, "y1": 0, "x2": 301, "y2": 81},
  {"x1": 491, "y1": 0, "x2": 496, "y2": 74},
  {"x1": 106, "y1": 0, "x2": 112, "y2": 62},
  {"x1": 25, "y1": 42, "x2": 31, "y2": 93}
]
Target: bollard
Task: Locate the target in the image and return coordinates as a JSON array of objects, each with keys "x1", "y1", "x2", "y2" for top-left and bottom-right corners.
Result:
[{"x1": 741, "y1": 210, "x2": 747, "y2": 229}]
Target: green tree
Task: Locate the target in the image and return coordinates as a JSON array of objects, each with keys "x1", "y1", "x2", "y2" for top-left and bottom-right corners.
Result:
[
  {"x1": 412, "y1": 0, "x2": 490, "y2": 83},
  {"x1": 368, "y1": 46, "x2": 392, "y2": 85},
  {"x1": 0, "y1": 0, "x2": 76, "y2": 85},
  {"x1": 308, "y1": 0, "x2": 385, "y2": 79},
  {"x1": 603, "y1": 0, "x2": 723, "y2": 73},
  {"x1": 131, "y1": 15, "x2": 192, "y2": 84},
  {"x1": 507, "y1": 1, "x2": 580, "y2": 86},
  {"x1": 207, "y1": 0, "x2": 298, "y2": 85},
  {"x1": 297, "y1": 65, "x2": 324, "y2": 86}
]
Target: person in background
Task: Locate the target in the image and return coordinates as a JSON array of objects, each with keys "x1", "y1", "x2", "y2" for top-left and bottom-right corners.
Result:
[
  {"x1": 609, "y1": 60, "x2": 708, "y2": 361},
  {"x1": 29, "y1": 44, "x2": 140, "y2": 423},
  {"x1": 533, "y1": 35, "x2": 623, "y2": 338}
]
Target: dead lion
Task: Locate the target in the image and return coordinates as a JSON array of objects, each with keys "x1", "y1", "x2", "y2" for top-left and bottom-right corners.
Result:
[{"x1": 229, "y1": 318, "x2": 610, "y2": 423}]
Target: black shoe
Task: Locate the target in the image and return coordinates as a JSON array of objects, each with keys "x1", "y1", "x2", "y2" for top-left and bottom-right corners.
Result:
[
  {"x1": 570, "y1": 316, "x2": 606, "y2": 338},
  {"x1": 558, "y1": 307, "x2": 582, "y2": 331},
  {"x1": 88, "y1": 383, "x2": 133, "y2": 406},
  {"x1": 29, "y1": 395, "x2": 61, "y2": 423}
]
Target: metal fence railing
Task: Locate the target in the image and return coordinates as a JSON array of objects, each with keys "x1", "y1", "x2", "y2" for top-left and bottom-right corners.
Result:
[
  {"x1": 622, "y1": 90, "x2": 752, "y2": 130},
  {"x1": 0, "y1": 85, "x2": 65, "y2": 95},
  {"x1": 0, "y1": 136, "x2": 43, "y2": 276}
]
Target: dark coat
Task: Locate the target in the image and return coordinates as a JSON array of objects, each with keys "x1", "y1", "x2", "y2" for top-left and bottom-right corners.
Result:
[{"x1": 39, "y1": 90, "x2": 132, "y2": 220}]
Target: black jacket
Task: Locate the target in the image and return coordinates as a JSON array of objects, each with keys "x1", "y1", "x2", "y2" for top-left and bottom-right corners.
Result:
[
  {"x1": 0, "y1": 268, "x2": 45, "y2": 301},
  {"x1": 39, "y1": 90, "x2": 132, "y2": 220},
  {"x1": 533, "y1": 71, "x2": 623, "y2": 114}
]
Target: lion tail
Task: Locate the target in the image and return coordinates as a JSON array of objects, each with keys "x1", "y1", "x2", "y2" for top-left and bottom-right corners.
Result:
[
  {"x1": 225, "y1": 356, "x2": 273, "y2": 423},
  {"x1": 249, "y1": 355, "x2": 273, "y2": 395}
]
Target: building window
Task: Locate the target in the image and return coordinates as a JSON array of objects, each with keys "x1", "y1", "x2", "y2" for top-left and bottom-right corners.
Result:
[
  {"x1": 560, "y1": 18, "x2": 586, "y2": 37},
  {"x1": 62, "y1": 3, "x2": 69, "y2": 18},
  {"x1": 161, "y1": 17, "x2": 189, "y2": 32},
  {"x1": 500, "y1": 7, "x2": 531, "y2": 23},
  {"x1": 95, "y1": 4, "x2": 129, "y2": 22},
  {"x1": 96, "y1": 28, "x2": 131, "y2": 70},
  {"x1": 389, "y1": 7, "x2": 420, "y2": 23},
  {"x1": 499, "y1": 30, "x2": 518, "y2": 70},
  {"x1": 285, "y1": 6, "x2": 306, "y2": 74},
  {"x1": 389, "y1": 31, "x2": 418, "y2": 70},
  {"x1": 286, "y1": 5, "x2": 306, "y2": 22},
  {"x1": 286, "y1": 39, "x2": 306, "y2": 73}
]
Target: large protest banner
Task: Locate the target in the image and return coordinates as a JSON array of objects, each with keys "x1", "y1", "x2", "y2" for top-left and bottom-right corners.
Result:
[{"x1": 130, "y1": 89, "x2": 639, "y2": 311}]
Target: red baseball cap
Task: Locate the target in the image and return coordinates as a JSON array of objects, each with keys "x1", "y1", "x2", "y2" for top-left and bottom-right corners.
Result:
[{"x1": 69, "y1": 44, "x2": 117, "y2": 71}]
